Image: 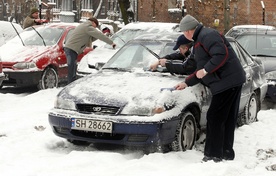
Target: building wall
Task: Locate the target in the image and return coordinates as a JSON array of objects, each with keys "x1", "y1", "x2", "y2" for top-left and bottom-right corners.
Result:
[
  {"x1": 138, "y1": 0, "x2": 276, "y2": 34},
  {"x1": 138, "y1": 0, "x2": 182, "y2": 23}
]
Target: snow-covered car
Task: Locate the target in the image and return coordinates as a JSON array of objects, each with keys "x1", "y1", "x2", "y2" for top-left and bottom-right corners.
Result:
[
  {"x1": 0, "y1": 23, "x2": 92, "y2": 90},
  {"x1": 227, "y1": 30, "x2": 276, "y2": 104},
  {"x1": 225, "y1": 24, "x2": 275, "y2": 38},
  {"x1": 0, "y1": 21, "x2": 23, "y2": 47},
  {"x1": 76, "y1": 22, "x2": 180, "y2": 76},
  {"x1": 48, "y1": 34, "x2": 267, "y2": 152}
]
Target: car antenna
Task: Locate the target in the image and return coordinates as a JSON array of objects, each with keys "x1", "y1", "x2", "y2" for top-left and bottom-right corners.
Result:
[
  {"x1": 31, "y1": 26, "x2": 46, "y2": 46},
  {"x1": 10, "y1": 22, "x2": 25, "y2": 46}
]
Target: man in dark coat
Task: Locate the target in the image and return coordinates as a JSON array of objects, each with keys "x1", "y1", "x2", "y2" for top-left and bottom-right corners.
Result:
[
  {"x1": 150, "y1": 35, "x2": 196, "y2": 75},
  {"x1": 175, "y1": 15, "x2": 246, "y2": 162}
]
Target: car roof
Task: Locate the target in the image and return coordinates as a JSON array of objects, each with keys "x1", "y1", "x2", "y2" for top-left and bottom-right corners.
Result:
[
  {"x1": 230, "y1": 25, "x2": 275, "y2": 30},
  {"x1": 121, "y1": 22, "x2": 180, "y2": 32},
  {"x1": 235, "y1": 30, "x2": 276, "y2": 36},
  {"x1": 133, "y1": 32, "x2": 181, "y2": 42}
]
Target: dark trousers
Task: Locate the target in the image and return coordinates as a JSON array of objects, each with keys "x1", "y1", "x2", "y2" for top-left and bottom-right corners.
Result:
[
  {"x1": 204, "y1": 85, "x2": 242, "y2": 159},
  {"x1": 64, "y1": 47, "x2": 78, "y2": 84}
]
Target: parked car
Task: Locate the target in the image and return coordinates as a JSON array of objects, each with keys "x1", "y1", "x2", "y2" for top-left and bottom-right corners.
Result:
[
  {"x1": 225, "y1": 24, "x2": 275, "y2": 38},
  {"x1": 227, "y1": 30, "x2": 276, "y2": 103},
  {"x1": 0, "y1": 23, "x2": 92, "y2": 89},
  {"x1": 77, "y1": 22, "x2": 180, "y2": 76},
  {"x1": 48, "y1": 34, "x2": 267, "y2": 152},
  {"x1": 0, "y1": 21, "x2": 23, "y2": 47}
]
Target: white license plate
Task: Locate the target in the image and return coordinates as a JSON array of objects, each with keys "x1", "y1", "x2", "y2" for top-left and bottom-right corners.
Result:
[{"x1": 71, "y1": 118, "x2": 113, "y2": 133}]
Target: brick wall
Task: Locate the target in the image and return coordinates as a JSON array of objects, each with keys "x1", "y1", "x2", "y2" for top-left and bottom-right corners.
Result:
[{"x1": 138, "y1": 0, "x2": 276, "y2": 34}]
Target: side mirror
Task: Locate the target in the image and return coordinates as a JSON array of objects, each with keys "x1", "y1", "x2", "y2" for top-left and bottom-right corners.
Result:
[{"x1": 95, "y1": 62, "x2": 105, "y2": 70}]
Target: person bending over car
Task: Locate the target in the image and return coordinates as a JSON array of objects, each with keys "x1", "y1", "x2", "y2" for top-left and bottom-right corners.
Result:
[{"x1": 150, "y1": 35, "x2": 196, "y2": 75}]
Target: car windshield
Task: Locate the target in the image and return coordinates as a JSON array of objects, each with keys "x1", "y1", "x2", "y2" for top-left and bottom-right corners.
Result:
[
  {"x1": 236, "y1": 34, "x2": 276, "y2": 57},
  {"x1": 103, "y1": 40, "x2": 175, "y2": 70},
  {"x1": 7, "y1": 26, "x2": 64, "y2": 46}
]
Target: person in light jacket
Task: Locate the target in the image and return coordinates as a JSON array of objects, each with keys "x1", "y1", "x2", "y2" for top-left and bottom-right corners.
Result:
[
  {"x1": 64, "y1": 17, "x2": 116, "y2": 83},
  {"x1": 174, "y1": 15, "x2": 246, "y2": 162}
]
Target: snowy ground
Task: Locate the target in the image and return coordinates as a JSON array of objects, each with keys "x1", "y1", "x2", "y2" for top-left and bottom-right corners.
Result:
[{"x1": 0, "y1": 86, "x2": 276, "y2": 176}]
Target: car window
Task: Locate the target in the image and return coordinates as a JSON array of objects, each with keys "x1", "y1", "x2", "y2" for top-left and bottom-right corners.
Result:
[
  {"x1": 229, "y1": 41, "x2": 247, "y2": 67},
  {"x1": 7, "y1": 26, "x2": 64, "y2": 46},
  {"x1": 236, "y1": 34, "x2": 276, "y2": 57},
  {"x1": 104, "y1": 41, "x2": 164, "y2": 69}
]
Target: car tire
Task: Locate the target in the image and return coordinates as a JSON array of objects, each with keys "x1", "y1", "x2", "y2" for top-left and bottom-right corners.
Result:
[
  {"x1": 38, "y1": 67, "x2": 58, "y2": 90},
  {"x1": 237, "y1": 93, "x2": 259, "y2": 127},
  {"x1": 170, "y1": 111, "x2": 197, "y2": 151}
]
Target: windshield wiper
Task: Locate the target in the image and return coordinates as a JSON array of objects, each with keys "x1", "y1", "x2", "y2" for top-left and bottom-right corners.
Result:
[
  {"x1": 31, "y1": 26, "x2": 46, "y2": 46},
  {"x1": 113, "y1": 34, "x2": 126, "y2": 44},
  {"x1": 252, "y1": 54, "x2": 275, "y2": 57},
  {"x1": 139, "y1": 43, "x2": 160, "y2": 59},
  {"x1": 10, "y1": 22, "x2": 25, "y2": 46},
  {"x1": 102, "y1": 67, "x2": 130, "y2": 71}
]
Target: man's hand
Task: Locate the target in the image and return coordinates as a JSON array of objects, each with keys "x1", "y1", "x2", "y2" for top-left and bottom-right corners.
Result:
[
  {"x1": 174, "y1": 82, "x2": 188, "y2": 90},
  {"x1": 159, "y1": 58, "x2": 167, "y2": 67},
  {"x1": 149, "y1": 61, "x2": 159, "y2": 71},
  {"x1": 196, "y1": 68, "x2": 207, "y2": 79}
]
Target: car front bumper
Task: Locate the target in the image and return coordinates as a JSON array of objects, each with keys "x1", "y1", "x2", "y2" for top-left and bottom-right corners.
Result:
[
  {"x1": 48, "y1": 112, "x2": 179, "y2": 148},
  {"x1": 2, "y1": 71, "x2": 43, "y2": 87}
]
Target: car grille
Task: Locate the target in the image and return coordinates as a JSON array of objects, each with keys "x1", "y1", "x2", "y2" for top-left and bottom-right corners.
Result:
[
  {"x1": 71, "y1": 130, "x2": 125, "y2": 140},
  {"x1": 76, "y1": 104, "x2": 120, "y2": 115}
]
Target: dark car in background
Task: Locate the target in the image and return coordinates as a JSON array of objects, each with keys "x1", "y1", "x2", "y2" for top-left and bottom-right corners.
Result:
[
  {"x1": 229, "y1": 30, "x2": 276, "y2": 104},
  {"x1": 48, "y1": 34, "x2": 267, "y2": 152},
  {"x1": 0, "y1": 23, "x2": 92, "y2": 90}
]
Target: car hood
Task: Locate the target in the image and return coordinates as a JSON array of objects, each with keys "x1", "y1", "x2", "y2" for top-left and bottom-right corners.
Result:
[
  {"x1": 0, "y1": 44, "x2": 54, "y2": 63},
  {"x1": 55, "y1": 70, "x2": 208, "y2": 122}
]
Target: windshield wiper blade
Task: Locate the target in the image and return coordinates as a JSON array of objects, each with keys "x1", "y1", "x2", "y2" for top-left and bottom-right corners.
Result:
[
  {"x1": 10, "y1": 22, "x2": 25, "y2": 46},
  {"x1": 102, "y1": 67, "x2": 130, "y2": 71},
  {"x1": 31, "y1": 26, "x2": 46, "y2": 46},
  {"x1": 113, "y1": 34, "x2": 126, "y2": 44},
  {"x1": 139, "y1": 43, "x2": 160, "y2": 59}
]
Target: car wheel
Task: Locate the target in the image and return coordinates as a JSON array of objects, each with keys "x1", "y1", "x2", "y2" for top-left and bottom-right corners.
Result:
[
  {"x1": 237, "y1": 93, "x2": 259, "y2": 126},
  {"x1": 38, "y1": 67, "x2": 58, "y2": 90},
  {"x1": 170, "y1": 111, "x2": 197, "y2": 151}
]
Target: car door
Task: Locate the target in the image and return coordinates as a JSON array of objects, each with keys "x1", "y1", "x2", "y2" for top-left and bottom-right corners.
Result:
[{"x1": 229, "y1": 41, "x2": 253, "y2": 111}]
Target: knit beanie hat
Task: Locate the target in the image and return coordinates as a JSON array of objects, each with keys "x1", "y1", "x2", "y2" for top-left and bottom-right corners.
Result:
[
  {"x1": 30, "y1": 8, "x2": 39, "y2": 15},
  {"x1": 180, "y1": 15, "x2": 199, "y2": 31}
]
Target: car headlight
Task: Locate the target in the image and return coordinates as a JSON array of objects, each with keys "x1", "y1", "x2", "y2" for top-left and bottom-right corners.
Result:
[
  {"x1": 265, "y1": 71, "x2": 276, "y2": 81},
  {"x1": 13, "y1": 62, "x2": 37, "y2": 69},
  {"x1": 121, "y1": 103, "x2": 175, "y2": 116},
  {"x1": 54, "y1": 97, "x2": 76, "y2": 111}
]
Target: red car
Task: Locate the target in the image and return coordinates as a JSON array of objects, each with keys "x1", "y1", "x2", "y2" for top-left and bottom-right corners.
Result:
[{"x1": 0, "y1": 23, "x2": 92, "y2": 89}]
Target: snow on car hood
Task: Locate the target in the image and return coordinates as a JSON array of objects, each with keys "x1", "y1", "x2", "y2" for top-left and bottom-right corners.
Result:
[
  {"x1": 55, "y1": 70, "x2": 208, "y2": 122},
  {"x1": 0, "y1": 44, "x2": 58, "y2": 63}
]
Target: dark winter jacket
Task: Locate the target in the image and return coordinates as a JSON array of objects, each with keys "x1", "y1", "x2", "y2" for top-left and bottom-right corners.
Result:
[
  {"x1": 163, "y1": 49, "x2": 196, "y2": 75},
  {"x1": 185, "y1": 24, "x2": 246, "y2": 95}
]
